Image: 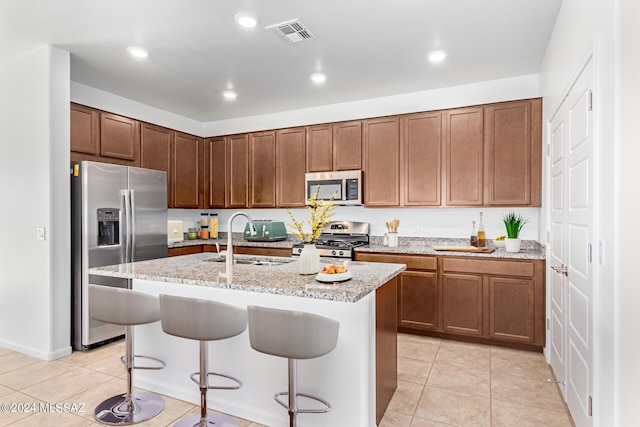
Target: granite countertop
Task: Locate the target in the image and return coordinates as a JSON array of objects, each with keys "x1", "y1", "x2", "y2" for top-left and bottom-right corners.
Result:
[
  {"x1": 357, "y1": 236, "x2": 546, "y2": 260},
  {"x1": 89, "y1": 253, "x2": 406, "y2": 303}
]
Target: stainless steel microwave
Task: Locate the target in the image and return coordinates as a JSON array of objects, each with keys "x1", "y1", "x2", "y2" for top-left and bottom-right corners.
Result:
[{"x1": 305, "y1": 170, "x2": 362, "y2": 205}]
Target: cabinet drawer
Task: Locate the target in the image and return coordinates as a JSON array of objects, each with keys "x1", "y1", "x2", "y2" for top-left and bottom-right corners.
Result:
[
  {"x1": 442, "y1": 257, "x2": 534, "y2": 277},
  {"x1": 356, "y1": 253, "x2": 437, "y2": 270}
]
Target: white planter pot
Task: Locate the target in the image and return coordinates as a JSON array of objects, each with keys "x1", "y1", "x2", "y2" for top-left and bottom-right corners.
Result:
[
  {"x1": 504, "y1": 238, "x2": 522, "y2": 253},
  {"x1": 298, "y1": 243, "x2": 321, "y2": 275}
]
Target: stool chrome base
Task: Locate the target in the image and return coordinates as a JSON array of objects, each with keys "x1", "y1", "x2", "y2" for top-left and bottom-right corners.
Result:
[
  {"x1": 94, "y1": 391, "x2": 164, "y2": 426},
  {"x1": 173, "y1": 412, "x2": 239, "y2": 427}
]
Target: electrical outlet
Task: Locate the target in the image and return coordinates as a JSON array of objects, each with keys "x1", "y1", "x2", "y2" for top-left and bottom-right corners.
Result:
[
  {"x1": 414, "y1": 225, "x2": 421, "y2": 235},
  {"x1": 36, "y1": 227, "x2": 46, "y2": 241}
]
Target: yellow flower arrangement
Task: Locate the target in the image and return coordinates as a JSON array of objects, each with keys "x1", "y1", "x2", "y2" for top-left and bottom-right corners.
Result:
[{"x1": 287, "y1": 188, "x2": 337, "y2": 244}]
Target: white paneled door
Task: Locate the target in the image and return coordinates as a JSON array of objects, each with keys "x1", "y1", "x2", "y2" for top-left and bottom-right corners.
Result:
[{"x1": 548, "y1": 56, "x2": 594, "y2": 427}]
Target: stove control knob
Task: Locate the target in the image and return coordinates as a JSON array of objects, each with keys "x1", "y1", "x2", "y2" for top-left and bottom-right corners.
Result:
[
  {"x1": 339, "y1": 251, "x2": 344, "y2": 256},
  {"x1": 331, "y1": 250, "x2": 337, "y2": 256}
]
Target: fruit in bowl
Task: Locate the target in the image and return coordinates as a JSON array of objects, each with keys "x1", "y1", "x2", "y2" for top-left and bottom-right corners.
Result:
[{"x1": 322, "y1": 264, "x2": 347, "y2": 274}]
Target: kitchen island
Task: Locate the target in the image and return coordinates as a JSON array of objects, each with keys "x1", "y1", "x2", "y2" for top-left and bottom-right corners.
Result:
[{"x1": 90, "y1": 253, "x2": 405, "y2": 427}]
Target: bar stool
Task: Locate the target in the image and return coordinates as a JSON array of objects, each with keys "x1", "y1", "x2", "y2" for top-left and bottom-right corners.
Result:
[
  {"x1": 247, "y1": 305, "x2": 340, "y2": 427},
  {"x1": 88, "y1": 285, "x2": 166, "y2": 426},
  {"x1": 159, "y1": 294, "x2": 247, "y2": 427}
]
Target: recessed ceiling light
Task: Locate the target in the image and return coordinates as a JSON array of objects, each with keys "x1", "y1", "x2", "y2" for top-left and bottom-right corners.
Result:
[
  {"x1": 428, "y1": 50, "x2": 447, "y2": 63},
  {"x1": 223, "y1": 90, "x2": 238, "y2": 100},
  {"x1": 311, "y1": 73, "x2": 327, "y2": 83},
  {"x1": 127, "y1": 46, "x2": 148, "y2": 58},
  {"x1": 235, "y1": 13, "x2": 257, "y2": 28}
]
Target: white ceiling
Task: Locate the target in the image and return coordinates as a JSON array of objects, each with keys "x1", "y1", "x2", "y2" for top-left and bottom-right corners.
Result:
[{"x1": 0, "y1": 0, "x2": 562, "y2": 122}]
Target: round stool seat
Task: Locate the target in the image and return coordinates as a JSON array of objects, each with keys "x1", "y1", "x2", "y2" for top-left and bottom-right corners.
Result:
[
  {"x1": 90, "y1": 284, "x2": 161, "y2": 326},
  {"x1": 247, "y1": 305, "x2": 339, "y2": 359},
  {"x1": 159, "y1": 294, "x2": 247, "y2": 341}
]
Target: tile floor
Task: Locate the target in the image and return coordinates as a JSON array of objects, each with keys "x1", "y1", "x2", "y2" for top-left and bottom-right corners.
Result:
[{"x1": 0, "y1": 334, "x2": 574, "y2": 426}]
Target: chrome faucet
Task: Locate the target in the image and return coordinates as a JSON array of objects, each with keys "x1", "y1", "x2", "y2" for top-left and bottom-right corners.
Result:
[{"x1": 220, "y1": 212, "x2": 256, "y2": 284}]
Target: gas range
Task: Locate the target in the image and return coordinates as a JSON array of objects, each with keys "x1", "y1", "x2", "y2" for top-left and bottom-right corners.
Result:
[{"x1": 292, "y1": 221, "x2": 370, "y2": 259}]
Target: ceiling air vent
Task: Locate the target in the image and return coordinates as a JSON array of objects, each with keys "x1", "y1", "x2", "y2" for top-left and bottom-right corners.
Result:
[{"x1": 266, "y1": 19, "x2": 315, "y2": 44}]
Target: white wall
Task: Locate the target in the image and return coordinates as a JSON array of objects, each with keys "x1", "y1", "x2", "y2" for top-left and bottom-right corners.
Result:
[
  {"x1": 538, "y1": 0, "x2": 616, "y2": 424},
  {"x1": 0, "y1": 46, "x2": 71, "y2": 360},
  {"x1": 615, "y1": 0, "x2": 640, "y2": 424}
]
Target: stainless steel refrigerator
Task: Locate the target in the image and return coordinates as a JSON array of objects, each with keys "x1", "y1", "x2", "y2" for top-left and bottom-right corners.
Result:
[{"x1": 71, "y1": 161, "x2": 168, "y2": 350}]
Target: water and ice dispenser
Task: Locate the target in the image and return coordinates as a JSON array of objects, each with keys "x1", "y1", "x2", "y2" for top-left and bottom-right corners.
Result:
[{"x1": 97, "y1": 208, "x2": 120, "y2": 246}]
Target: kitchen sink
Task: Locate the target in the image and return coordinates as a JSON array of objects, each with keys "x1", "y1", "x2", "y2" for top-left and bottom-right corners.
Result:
[{"x1": 203, "y1": 257, "x2": 292, "y2": 267}]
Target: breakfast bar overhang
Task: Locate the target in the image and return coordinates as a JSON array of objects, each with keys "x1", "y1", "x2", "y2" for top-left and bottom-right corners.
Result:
[{"x1": 90, "y1": 253, "x2": 405, "y2": 426}]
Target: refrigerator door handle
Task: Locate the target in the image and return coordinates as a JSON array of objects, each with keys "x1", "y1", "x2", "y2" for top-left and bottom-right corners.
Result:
[
  {"x1": 123, "y1": 189, "x2": 132, "y2": 263},
  {"x1": 130, "y1": 189, "x2": 136, "y2": 262}
]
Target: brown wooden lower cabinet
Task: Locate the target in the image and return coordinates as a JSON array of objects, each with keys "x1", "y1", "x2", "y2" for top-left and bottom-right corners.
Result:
[
  {"x1": 169, "y1": 244, "x2": 291, "y2": 258},
  {"x1": 355, "y1": 252, "x2": 545, "y2": 350},
  {"x1": 168, "y1": 246, "x2": 203, "y2": 257}
]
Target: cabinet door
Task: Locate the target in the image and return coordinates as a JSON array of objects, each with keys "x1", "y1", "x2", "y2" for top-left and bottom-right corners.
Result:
[
  {"x1": 333, "y1": 121, "x2": 362, "y2": 171},
  {"x1": 204, "y1": 137, "x2": 226, "y2": 208},
  {"x1": 441, "y1": 273, "x2": 484, "y2": 336},
  {"x1": 140, "y1": 123, "x2": 172, "y2": 204},
  {"x1": 227, "y1": 134, "x2": 250, "y2": 208},
  {"x1": 444, "y1": 107, "x2": 484, "y2": 206},
  {"x1": 70, "y1": 103, "x2": 99, "y2": 155},
  {"x1": 250, "y1": 131, "x2": 276, "y2": 208},
  {"x1": 363, "y1": 117, "x2": 400, "y2": 206},
  {"x1": 277, "y1": 127, "x2": 306, "y2": 207},
  {"x1": 485, "y1": 99, "x2": 542, "y2": 206},
  {"x1": 100, "y1": 112, "x2": 140, "y2": 163},
  {"x1": 306, "y1": 124, "x2": 333, "y2": 172},
  {"x1": 488, "y1": 276, "x2": 535, "y2": 343},
  {"x1": 172, "y1": 133, "x2": 201, "y2": 208},
  {"x1": 398, "y1": 271, "x2": 439, "y2": 331},
  {"x1": 401, "y1": 112, "x2": 442, "y2": 206}
]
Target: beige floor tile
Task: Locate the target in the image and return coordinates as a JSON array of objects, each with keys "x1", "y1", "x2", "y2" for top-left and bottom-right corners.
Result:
[
  {"x1": 492, "y1": 398, "x2": 573, "y2": 427},
  {"x1": 426, "y1": 363, "x2": 490, "y2": 397},
  {"x1": 491, "y1": 371, "x2": 566, "y2": 411},
  {"x1": 491, "y1": 347, "x2": 554, "y2": 381},
  {"x1": 379, "y1": 409, "x2": 413, "y2": 427},
  {"x1": 0, "y1": 352, "x2": 40, "y2": 376},
  {"x1": 398, "y1": 334, "x2": 441, "y2": 362},
  {"x1": 414, "y1": 386, "x2": 490, "y2": 427},
  {"x1": 387, "y1": 379, "x2": 424, "y2": 415},
  {"x1": 397, "y1": 356, "x2": 433, "y2": 385},
  {"x1": 84, "y1": 354, "x2": 127, "y2": 378},
  {"x1": 0, "y1": 348, "x2": 13, "y2": 358},
  {"x1": 0, "y1": 390, "x2": 45, "y2": 426},
  {"x1": 8, "y1": 411, "x2": 93, "y2": 427},
  {"x1": 59, "y1": 341, "x2": 124, "y2": 367},
  {"x1": 0, "y1": 360, "x2": 76, "y2": 390},
  {"x1": 434, "y1": 340, "x2": 491, "y2": 372},
  {"x1": 21, "y1": 367, "x2": 112, "y2": 403},
  {"x1": 410, "y1": 416, "x2": 458, "y2": 426},
  {"x1": 0, "y1": 384, "x2": 13, "y2": 398},
  {"x1": 399, "y1": 333, "x2": 442, "y2": 345}
]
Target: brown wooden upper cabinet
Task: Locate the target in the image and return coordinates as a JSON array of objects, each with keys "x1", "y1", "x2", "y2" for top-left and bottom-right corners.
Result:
[
  {"x1": 70, "y1": 103, "x2": 99, "y2": 156},
  {"x1": 249, "y1": 131, "x2": 277, "y2": 208},
  {"x1": 444, "y1": 106, "x2": 485, "y2": 206},
  {"x1": 401, "y1": 111, "x2": 442, "y2": 206},
  {"x1": 172, "y1": 132, "x2": 202, "y2": 208},
  {"x1": 204, "y1": 137, "x2": 226, "y2": 209},
  {"x1": 71, "y1": 103, "x2": 140, "y2": 167},
  {"x1": 226, "y1": 134, "x2": 250, "y2": 208},
  {"x1": 306, "y1": 121, "x2": 362, "y2": 172},
  {"x1": 141, "y1": 123, "x2": 172, "y2": 203},
  {"x1": 363, "y1": 117, "x2": 400, "y2": 206},
  {"x1": 484, "y1": 99, "x2": 542, "y2": 206},
  {"x1": 276, "y1": 127, "x2": 306, "y2": 207}
]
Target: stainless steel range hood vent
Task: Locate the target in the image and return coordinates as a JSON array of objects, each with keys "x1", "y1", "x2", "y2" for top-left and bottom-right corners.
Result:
[{"x1": 266, "y1": 19, "x2": 315, "y2": 44}]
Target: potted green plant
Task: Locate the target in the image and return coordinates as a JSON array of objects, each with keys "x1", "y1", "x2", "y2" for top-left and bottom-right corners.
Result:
[{"x1": 502, "y1": 211, "x2": 528, "y2": 252}]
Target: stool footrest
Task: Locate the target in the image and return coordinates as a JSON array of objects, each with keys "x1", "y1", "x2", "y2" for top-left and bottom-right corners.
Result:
[
  {"x1": 119, "y1": 354, "x2": 166, "y2": 371},
  {"x1": 274, "y1": 392, "x2": 332, "y2": 414},
  {"x1": 190, "y1": 371, "x2": 242, "y2": 390}
]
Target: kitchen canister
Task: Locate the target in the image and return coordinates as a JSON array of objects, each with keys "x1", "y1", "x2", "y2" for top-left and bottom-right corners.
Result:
[
  {"x1": 209, "y1": 214, "x2": 218, "y2": 239},
  {"x1": 388, "y1": 232, "x2": 398, "y2": 248}
]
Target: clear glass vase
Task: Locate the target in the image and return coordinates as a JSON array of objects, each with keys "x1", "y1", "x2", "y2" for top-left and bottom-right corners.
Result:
[{"x1": 298, "y1": 243, "x2": 321, "y2": 275}]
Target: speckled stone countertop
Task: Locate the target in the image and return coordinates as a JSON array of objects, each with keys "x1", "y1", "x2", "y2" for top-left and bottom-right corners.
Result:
[
  {"x1": 359, "y1": 236, "x2": 546, "y2": 260},
  {"x1": 89, "y1": 253, "x2": 406, "y2": 303}
]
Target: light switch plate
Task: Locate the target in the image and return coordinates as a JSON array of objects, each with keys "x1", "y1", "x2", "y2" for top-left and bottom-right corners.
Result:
[{"x1": 36, "y1": 227, "x2": 46, "y2": 240}]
